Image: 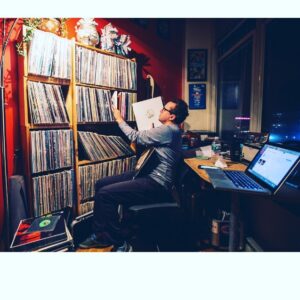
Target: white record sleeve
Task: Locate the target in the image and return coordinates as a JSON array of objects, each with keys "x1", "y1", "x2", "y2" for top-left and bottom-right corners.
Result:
[{"x1": 132, "y1": 96, "x2": 163, "y2": 131}]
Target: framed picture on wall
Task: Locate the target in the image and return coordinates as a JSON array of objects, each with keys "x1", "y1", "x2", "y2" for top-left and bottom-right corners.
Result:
[
  {"x1": 189, "y1": 83, "x2": 206, "y2": 109},
  {"x1": 187, "y1": 49, "x2": 207, "y2": 82}
]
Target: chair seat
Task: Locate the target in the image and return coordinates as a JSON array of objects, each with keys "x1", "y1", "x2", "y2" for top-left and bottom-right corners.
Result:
[{"x1": 126, "y1": 202, "x2": 182, "y2": 251}]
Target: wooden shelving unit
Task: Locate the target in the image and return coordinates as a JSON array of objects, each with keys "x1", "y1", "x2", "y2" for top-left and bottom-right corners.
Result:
[
  {"x1": 73, "y1": 42, "x2": 137, "y2": 215},
  {"x1": 18, "y1": 26, "x2": 138, "y2": 218}
]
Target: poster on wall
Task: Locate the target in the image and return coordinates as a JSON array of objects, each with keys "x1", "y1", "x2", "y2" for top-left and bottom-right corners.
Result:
[
  {"x1": 189, "y1": 83, "x2": 206, "y2": 109},
  {"x1": 187, "y1": 49, "x2": 207, "y2": 82}
]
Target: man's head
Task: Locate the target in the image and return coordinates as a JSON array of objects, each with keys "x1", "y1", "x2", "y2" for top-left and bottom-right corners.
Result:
[{"x1": 159, "y1": 99, "x2": 189, "y2": 125}]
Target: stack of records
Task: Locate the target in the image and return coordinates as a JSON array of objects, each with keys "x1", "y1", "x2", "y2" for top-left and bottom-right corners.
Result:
[{"x1": 10, "y1": 211, "x2": 73, "y2": 252}]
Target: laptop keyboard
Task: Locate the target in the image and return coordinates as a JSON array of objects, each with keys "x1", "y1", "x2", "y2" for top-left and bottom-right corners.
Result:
[{"x1": 224, "y1": 171, "x2": 264, "y2": 190}]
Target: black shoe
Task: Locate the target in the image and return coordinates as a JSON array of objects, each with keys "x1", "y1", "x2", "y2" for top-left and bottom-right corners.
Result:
[
  {"x1": 113, "y1": 241, "x2": 133, "y2": 252},
  {"x1": 78, "y1": 234, "x2": 112, "y2": 249}
]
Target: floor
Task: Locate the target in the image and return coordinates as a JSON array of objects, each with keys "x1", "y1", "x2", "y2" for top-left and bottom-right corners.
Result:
[
  {"x1": 75, "y1": 240, "x2": 220, "y2": 252},
  {"x1": 76, "y1": 246, "x2": 113, "y2": 252}
]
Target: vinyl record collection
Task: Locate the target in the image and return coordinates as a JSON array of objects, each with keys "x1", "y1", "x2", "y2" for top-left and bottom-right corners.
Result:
[
  {"x1": 76, "y1": 86, "x2": 112, "y2": 122},
  {"x1": 28, "y1": 81, "x2": 69, "y2": 124},
  {"x1": 75, "y1": 45, "x2": 137, "y2": 90},
  {"x1": 28, "y1": 29, "x2": 72, "y2": 79},
  {"x1": 30, "y1": 129, "x2": 74, "y2": 174},
  {"x1": 32, "y1": 170, "x2": 74, "y2": 217},
  {"x1": 76, "y1": 86, "x2": 137, "y2": 123},
  {"x1": 111, "y1": 90, "x2": 137, "y2": 121},
  {"x1": 79, "y1": 156, "x2": 136, "y2": 214},
  {"x1": 78, "y1": 131, "x2": 133, "y2": 161}
]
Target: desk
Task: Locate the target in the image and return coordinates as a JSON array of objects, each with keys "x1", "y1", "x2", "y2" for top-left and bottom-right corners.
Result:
[{"x1": 184, "y1": 157, "x2": 247, "y2": 251}]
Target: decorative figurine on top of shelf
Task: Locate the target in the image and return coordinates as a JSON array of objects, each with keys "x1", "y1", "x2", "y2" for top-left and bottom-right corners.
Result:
[
  {"x1": 75, "y1": 18, "x2": 99, "y2": 47},
  {"x1": 38, "y1": 18, "x2": 60, "y2": 35},
  {"x1": 100, "y1": 23, "x2": 132, "y2": 56},
  {"x1": 59, "y1": 18, "x2": 68, "y2": 38}
]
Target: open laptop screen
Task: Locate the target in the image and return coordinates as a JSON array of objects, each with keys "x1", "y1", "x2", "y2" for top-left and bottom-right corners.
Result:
[{"x1": 247, "y1": 144, "x2": 300, "y2": 189}]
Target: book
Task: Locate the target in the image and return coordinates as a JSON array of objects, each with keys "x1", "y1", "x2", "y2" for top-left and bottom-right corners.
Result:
[{"x1": 132, "y1": 96, "x2": 163, "y2": 130}]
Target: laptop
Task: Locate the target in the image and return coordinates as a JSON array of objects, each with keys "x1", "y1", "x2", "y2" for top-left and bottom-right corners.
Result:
[{"x1": 205, "y1": 143, "x2": 300, "y2": 195}]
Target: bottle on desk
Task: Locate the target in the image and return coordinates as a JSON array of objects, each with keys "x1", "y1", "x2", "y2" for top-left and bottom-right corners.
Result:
[{"x1": 211, "y1": 137, "x2": 222, "y2": 155}]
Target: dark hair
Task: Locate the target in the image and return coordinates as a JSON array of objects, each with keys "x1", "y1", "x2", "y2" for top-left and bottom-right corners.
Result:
[{"x1": 170, "y1": 99, "x2": 189, "y2": 124}]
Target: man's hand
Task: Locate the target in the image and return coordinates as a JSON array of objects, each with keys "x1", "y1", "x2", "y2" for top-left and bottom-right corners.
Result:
[{"x1": 112, "y1": 107, "x2": 124, "y2": 124}]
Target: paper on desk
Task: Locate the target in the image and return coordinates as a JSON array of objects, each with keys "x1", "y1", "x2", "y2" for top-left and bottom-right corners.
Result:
[{"x1": 200, "y1": 145, "x2": 214, "y2": 158}]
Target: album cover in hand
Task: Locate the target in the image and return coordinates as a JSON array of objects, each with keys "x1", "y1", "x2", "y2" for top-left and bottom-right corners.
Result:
[{"x1": 132, "y1": 97, "x2": 163, "y2": 130}]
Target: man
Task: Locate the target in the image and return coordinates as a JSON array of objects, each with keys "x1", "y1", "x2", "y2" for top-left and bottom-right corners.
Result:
[{"x1": 79, "y1": 98, "x2": 189, "y2": 251}]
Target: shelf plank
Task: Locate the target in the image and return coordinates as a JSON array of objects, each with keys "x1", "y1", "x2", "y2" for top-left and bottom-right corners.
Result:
[
  {"x1": 29, "y1": 124, "x2": 71, "y2": 130},
  {"x1": 26, "y1": 74, "x2": 70, "y2": 85},
  {"x1": 78, "y1": 154, "x2": 135, "y2": 166},
  {"x1": 31, "y1": 166, "x2": 74, "y2": 177},
  {"x1": 75, "y1": 81, "x2": 137, "y2": 92},
  {"x1": 75, "y1": 41, "x2": 136, "y2": 61},
  {"x1": 77, "y1": 121, "x2": 135, "y2": 125}
]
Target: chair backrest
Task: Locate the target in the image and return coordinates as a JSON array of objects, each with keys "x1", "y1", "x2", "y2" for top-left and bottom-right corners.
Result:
[{"x1": 171, "y1": 155, "x2": 189, "y2": 206}]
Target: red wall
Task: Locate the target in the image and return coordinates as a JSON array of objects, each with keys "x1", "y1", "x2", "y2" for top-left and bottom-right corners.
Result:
[
  {"x1": 0, "y1": 18, "x2": 185, "y2": 238},
  {"x1": 67, "y1": 18, "x2": 185, "y2": 100}
]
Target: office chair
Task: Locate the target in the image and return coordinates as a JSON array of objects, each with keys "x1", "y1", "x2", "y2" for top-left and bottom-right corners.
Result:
[{"x1": 122, "y1": 159, "x2": 191, "y2": 251}]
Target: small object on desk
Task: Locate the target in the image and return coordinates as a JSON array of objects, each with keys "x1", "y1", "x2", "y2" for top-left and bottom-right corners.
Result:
[
  {"x1": 214, "y1": 156, "x2": 228, "y2": 169},
  {"x1": 198, "y1": 165, "x2": 219, "y2": 169},
  {"x1": 195, "y1": 149, "x2": 209, "y2": 160}
]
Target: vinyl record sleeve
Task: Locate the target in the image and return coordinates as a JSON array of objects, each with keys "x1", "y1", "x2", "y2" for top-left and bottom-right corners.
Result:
[{"x1": 132, "y1": 97, "x2": 163, "y2": 131}]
